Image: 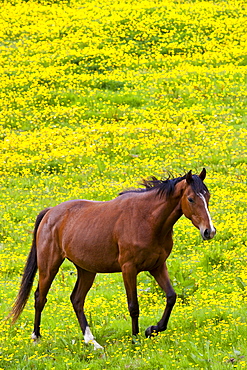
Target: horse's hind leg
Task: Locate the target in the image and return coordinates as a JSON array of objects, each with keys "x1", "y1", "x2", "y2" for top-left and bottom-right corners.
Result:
[
  {"x1": 70, "y1": 266, "x2": 103, "y2": 350},
  {"x1": 32, "y1": 256, "x2": 64, "y2": 340}
]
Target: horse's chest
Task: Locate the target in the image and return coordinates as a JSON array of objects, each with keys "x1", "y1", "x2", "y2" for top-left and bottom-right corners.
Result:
[{"x1": 133, "y1": 246, "x2": 169, "y2": 272}]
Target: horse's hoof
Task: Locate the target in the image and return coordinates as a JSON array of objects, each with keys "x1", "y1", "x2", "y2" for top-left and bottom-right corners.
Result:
[
  {"x1": 31, "y1": 332, "x2": 41, "y2": 342},
  {"x1": 145, "y1": 326, "x2": 158, "y2": 338},
  {"x1": 93, "y1": 342, "x2": 104, "y2": 351}
]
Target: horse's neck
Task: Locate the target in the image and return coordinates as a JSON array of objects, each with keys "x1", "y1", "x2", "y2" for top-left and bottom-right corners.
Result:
[{"x1": 149, "y1": 180, "x2": 186, "y2": 233}]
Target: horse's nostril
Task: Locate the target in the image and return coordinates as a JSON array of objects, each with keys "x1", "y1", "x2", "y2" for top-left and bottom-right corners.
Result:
[{"x1": 204, "y1": 229, "x2": 210, "y2": 239}]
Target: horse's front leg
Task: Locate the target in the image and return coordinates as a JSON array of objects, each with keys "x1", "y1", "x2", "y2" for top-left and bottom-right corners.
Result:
[
  {"x1": 121, "y1": 264, "x2": 139, "y2": 340},
  {"x1": 145, "y1": 262, "x2": 176, "y2": 337}
]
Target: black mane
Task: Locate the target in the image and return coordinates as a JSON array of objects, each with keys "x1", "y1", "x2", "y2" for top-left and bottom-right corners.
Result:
[{"x1": 119, "y1": 174, "x2": 209, "y2": 198}]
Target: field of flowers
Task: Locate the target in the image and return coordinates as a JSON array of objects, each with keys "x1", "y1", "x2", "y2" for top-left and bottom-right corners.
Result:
[{"x1": 0, "y1": 0, "x2": 247, "y2": 369}]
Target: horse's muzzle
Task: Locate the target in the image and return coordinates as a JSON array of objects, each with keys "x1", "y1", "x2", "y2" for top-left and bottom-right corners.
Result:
[{"x1": 201, "y1": 227, "x2": 216, "y2": 240}]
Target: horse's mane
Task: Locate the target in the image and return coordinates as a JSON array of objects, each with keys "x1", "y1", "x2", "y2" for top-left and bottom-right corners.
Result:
[{"x1": 119, "y1": 174, "x2": 209, "y2": 198}]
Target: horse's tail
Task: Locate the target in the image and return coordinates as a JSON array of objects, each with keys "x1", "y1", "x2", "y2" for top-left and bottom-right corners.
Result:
[{"x1": 8, "y1": 208, "x2": 51, "y2": 323}]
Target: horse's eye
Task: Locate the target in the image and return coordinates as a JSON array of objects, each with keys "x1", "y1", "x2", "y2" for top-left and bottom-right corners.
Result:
[{"x1": 188, "y1": 197, "x2": 194, "y2": 203}]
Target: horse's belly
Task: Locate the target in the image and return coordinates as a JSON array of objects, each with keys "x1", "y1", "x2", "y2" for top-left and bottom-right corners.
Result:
[{"x1": 63, "y1": 231, "x2": 121, "y2": 273}]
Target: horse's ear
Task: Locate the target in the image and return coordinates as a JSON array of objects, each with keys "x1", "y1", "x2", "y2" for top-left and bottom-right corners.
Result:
[
  {"x1": 199, "y1": 168, "x2": 206, "y2": 181},
  {"x1": 186, "y1": 170, "x2": 193, "y2": 184}
]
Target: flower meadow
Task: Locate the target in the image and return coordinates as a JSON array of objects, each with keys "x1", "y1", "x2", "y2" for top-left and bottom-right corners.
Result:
[{"x1": 0, "y1": 0, "x2": 247, "y2": 369}]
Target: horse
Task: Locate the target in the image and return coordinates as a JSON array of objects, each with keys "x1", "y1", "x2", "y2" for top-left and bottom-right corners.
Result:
[{"x1": 9, "y1": 169, "x2": 216, "y2": 349}]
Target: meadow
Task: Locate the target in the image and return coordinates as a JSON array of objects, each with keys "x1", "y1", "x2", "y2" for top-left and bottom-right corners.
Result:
[{"x1": 0, "y1": 0, "x2": 247, "y2": 368}]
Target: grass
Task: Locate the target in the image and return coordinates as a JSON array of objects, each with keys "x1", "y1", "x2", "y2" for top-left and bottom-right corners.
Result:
[{"x1": 0, "y1": 0, "x2": 247, "y2": 369}]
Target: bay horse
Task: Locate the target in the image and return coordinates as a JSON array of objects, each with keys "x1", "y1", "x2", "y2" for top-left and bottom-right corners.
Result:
[{"x1": 9, "y1": 169, "x2": 216, "y2": 349}]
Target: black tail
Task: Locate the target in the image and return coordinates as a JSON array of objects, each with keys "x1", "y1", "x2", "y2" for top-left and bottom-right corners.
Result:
[{"x1": 9, "y1": 208, "x2": 51, "y2": 323}]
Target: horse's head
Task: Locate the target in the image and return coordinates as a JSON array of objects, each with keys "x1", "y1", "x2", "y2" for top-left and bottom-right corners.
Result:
[{"x1": 181, "y1": 168, "x2": 216, "y2": 240}]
